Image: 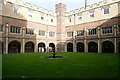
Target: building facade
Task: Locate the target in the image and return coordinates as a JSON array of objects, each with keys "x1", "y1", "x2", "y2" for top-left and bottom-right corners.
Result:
[{"x1": 0, "y1": 0, "x2": 120, "y2": 54}]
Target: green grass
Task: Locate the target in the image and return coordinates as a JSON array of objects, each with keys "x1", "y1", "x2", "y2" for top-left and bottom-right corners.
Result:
[
  {"x1": 0, "y1": 54, "x2": 2, "y2": 79},
  {"x1": 2, "y1": 52, "x2": 120, "y2": 78}
]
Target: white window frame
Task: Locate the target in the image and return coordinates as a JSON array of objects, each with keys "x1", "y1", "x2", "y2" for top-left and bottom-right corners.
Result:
[
  {"x1": 49, "y1": 32, "x2": 55, "y2": 37},
  {"x1": 77, "y1": 30, "x2": 84, "y2": 36},
  {"x1": 88, "y1": 29, "x2": 97, "y2": 36},
  {"x1": 26, "y1": 28, "x2": 34, "y2": 35},
  {"x1": 104, "y1": 8, "x2": 109, "y2": 15},
  {"x1": 78, "y1": 16, "x2": 82, "y2": 21},
  {"x1": 101, "y1": 27, "x2": 113, "y2": 35},
  {"x1": 13, "y1": 7, "x2": 20, "y2": 15},
  {"x1": 67, "y1": 32, "x2": 73, "y2": 38},
  {"x1": 0, "y1": 4, "x2": 2, "y2": 11},
  {"x1": 90, "y1": 12, "x2": 94, "y2": 18},
  {"x1": 39, "y1": 30, "x2": 45, "y2": 36},
  {"x1": 10, "y1": 26, "x2": 21, "y2": 34}
]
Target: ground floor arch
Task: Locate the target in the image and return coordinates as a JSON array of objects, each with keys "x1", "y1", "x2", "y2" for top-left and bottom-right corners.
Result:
[
  {"x1": 67, "y1": 43, "x2": 73, "y2": 52},
  {"x1": 0, "y1": 41, "x2": 4, "y2": 54},
  {"x1": 118, "y1": 42, "x2": 120, "y2": 54},
  {"x1": 88, "y1": 42, "x2": 98, "y2": 53},
  {"x1": 8, "y1": 40, "x2": 21, "y2": 54},
  {"x1": 102, "y1": 41, "x2": 114, "y2": 53},
  {"x1": 25, "y1": 41, "x2": 34, "y2": 53},
  {"x1": 38, "y1": 42, "x2": 46, "y2": 52},
  {"x1": 77, "y1": 42, "x2": 84, "y2": 52},
  {"x1": 49, "y1": 43, "x2": 55, "y2": 51}
]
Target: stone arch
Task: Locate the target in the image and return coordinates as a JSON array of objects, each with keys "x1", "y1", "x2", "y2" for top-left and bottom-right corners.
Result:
[
  {"x1": 8, "y1": 40, "x2": 21, "y2": 54},
  {"x1": 118, "y1": 42, "x2": 120, "y2": 54},
  {"x1": 88, "y1": 41, "x2": 98, "y2": 53},
  {"x1": 25, "y1": 41, "x2": 34, "y2": 53},
  {"x1": 38, "y1": 42, "x2": 46, "y2": 52},
  {"x1": 67, "y1": 42, "x2": 73, "y2": 52},
  {"x1": 102, "y1": 41, "x2": 114, "y2": 53},
  {"x1": 0, "y1": 41, "x2": 4, "y2": 54},
  {"x1": 49, "y1": 43, "x2": 55, "y2": 51},
  {"x1": 77, "y1": 42, "x2": 84, "y2": 52}
]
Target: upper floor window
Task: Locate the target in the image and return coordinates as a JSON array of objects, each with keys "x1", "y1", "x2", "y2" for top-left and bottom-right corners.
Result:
[
  {"x1": 78, "y1": 16, "x2": 82, "y2": 21},
  {"x1": 67, "y1": 32, "x2": 73, "y2": 37},
  {"x1": 69, "y1": 18, "x2": 72, "y2": 22},
  {"x1": 14, "y1": 7, "x2": 20, "y2": 15},
  {"x1": 28, "y1": 9, "x2": 33, "y2": 17},
  {"x1": 51, "y1": 19, "x2": 53, "y2": 22},
  {"x1": 90, "y1": 12, "x2": 94, "y2": 18},
  {"x1": 49, "y1": 32, "x2": 55, "y2": 37},
  {"x1": 26, "y1": 28, "x2": 34, "y2": 35},
  {"x1": 41, "y1": 16, "x2": 44, "y2": 20},
  {"x1": 39, "y1": 30, "x2": 45, "y2": 36},
  {"x1": 102, "y1": 27, "x2": 112, "y2": 34},
  {"x1": 88, "y1": 29, "x2": 96, "y2": 35},
  {"x1": 77, "y1": 30, "x2": 84, "y2": 36},
  {"x1": 10, "y1": 26, "x2": 21, "y2": 34},
  {"x1": 0, "y1": 25, "x2": 3, "y2": 32},
  {"x1": 104, "y1": 8, "x2": 109, "y2": 14},
  {"x1": 0, "y1": 4, "x2": 2, "y2": 11}
]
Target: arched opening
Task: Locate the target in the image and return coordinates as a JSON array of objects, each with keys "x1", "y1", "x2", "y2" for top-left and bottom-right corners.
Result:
[
  {"x1": 38, "y1": 43, "x2": 46, "y2": 52},
  {"x1": 8, "y1": 40, "x2": 21, "y2": 54},
  {"x1": 25, "y1": 42, "x2": 34, "y2": 53},
  {"x1": 77, "y1": 42, "x2": 84, "y2": 52},
  {"x1": 67, "y1": 43, "x2": 73, "y2": 52},
  {"x1": 49, "y1": 43, "x2": 55, "y2": 51},
  {"x1": 88, "y1": 42, "x2": 98, "y2": 53},
  {"x1": 118, "y1": 42, "x2": 120, "y2": 54},
  {"x1": 0, "y1": 41, "x2": 4, "y2": 54},
  {"x1": 102, "y1": 41, "x2": 114, "y2": 53}
]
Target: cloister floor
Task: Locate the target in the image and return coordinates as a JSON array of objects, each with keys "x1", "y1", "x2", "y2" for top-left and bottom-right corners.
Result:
[{"x1": 2, "y1": 52, "x2": 120, "y2": 79}]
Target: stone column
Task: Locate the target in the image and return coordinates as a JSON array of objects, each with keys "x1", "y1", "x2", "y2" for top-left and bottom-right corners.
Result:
[
  {"x1": 97, "y1": 27, "x2": 101, "y2": 53},
  {"x1": 46, "y1": 42, "x2": 49, "y2": 52},
  {"x1": 114, "y1": 25, "x2": 118, "y2": 54},
  {"x1": 35, "y1": 43, "x2": 38, "y2": 53},
  {"x1": 73, "y1": 14, "x2": 76, "y2": 52},
  {"x1": 21, "y1": 27, "x2": 25, "y2": 54},
  {"x1": 98, "y1": 40, "x2": 102, "y2": 53},
  {"x1": 84, "y1": 28, "x2": 88, "y2": 53},
  {"x1": 5, "y1": 38, "x2": 8, "y2": 54},
  {"x1": 46, "y1": 14, "x2": 49, "y2": 53},
  {"x1": 5, "y1": 23, "x2": 9, "y2": 54}
]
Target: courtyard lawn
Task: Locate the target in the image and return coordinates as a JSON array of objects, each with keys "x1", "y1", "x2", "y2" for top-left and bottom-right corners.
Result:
[
  {"x1": 2, "y1": 52, "x2": 120, "y2": 78},
  {"x1": 0, "y1": 54, "x2": 2, "y2": 79}
]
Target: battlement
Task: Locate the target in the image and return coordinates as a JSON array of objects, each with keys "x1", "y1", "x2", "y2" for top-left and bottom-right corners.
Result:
[
  {"x1": 66, "y1": 0, "x2": 119, "y2": 16},
  {"x1": 4, "y1": 0, "x2": 56, "y2": 16}
]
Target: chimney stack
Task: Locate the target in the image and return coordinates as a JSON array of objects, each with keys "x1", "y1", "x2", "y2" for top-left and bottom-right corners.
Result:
[{"x1": 85, "y1": 0, "x2": 87, "y2": 9}]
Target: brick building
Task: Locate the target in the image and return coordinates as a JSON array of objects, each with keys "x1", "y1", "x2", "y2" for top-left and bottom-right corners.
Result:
[{"x1": 0, "y1": 0, "x2": 120, "y2": 54}]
